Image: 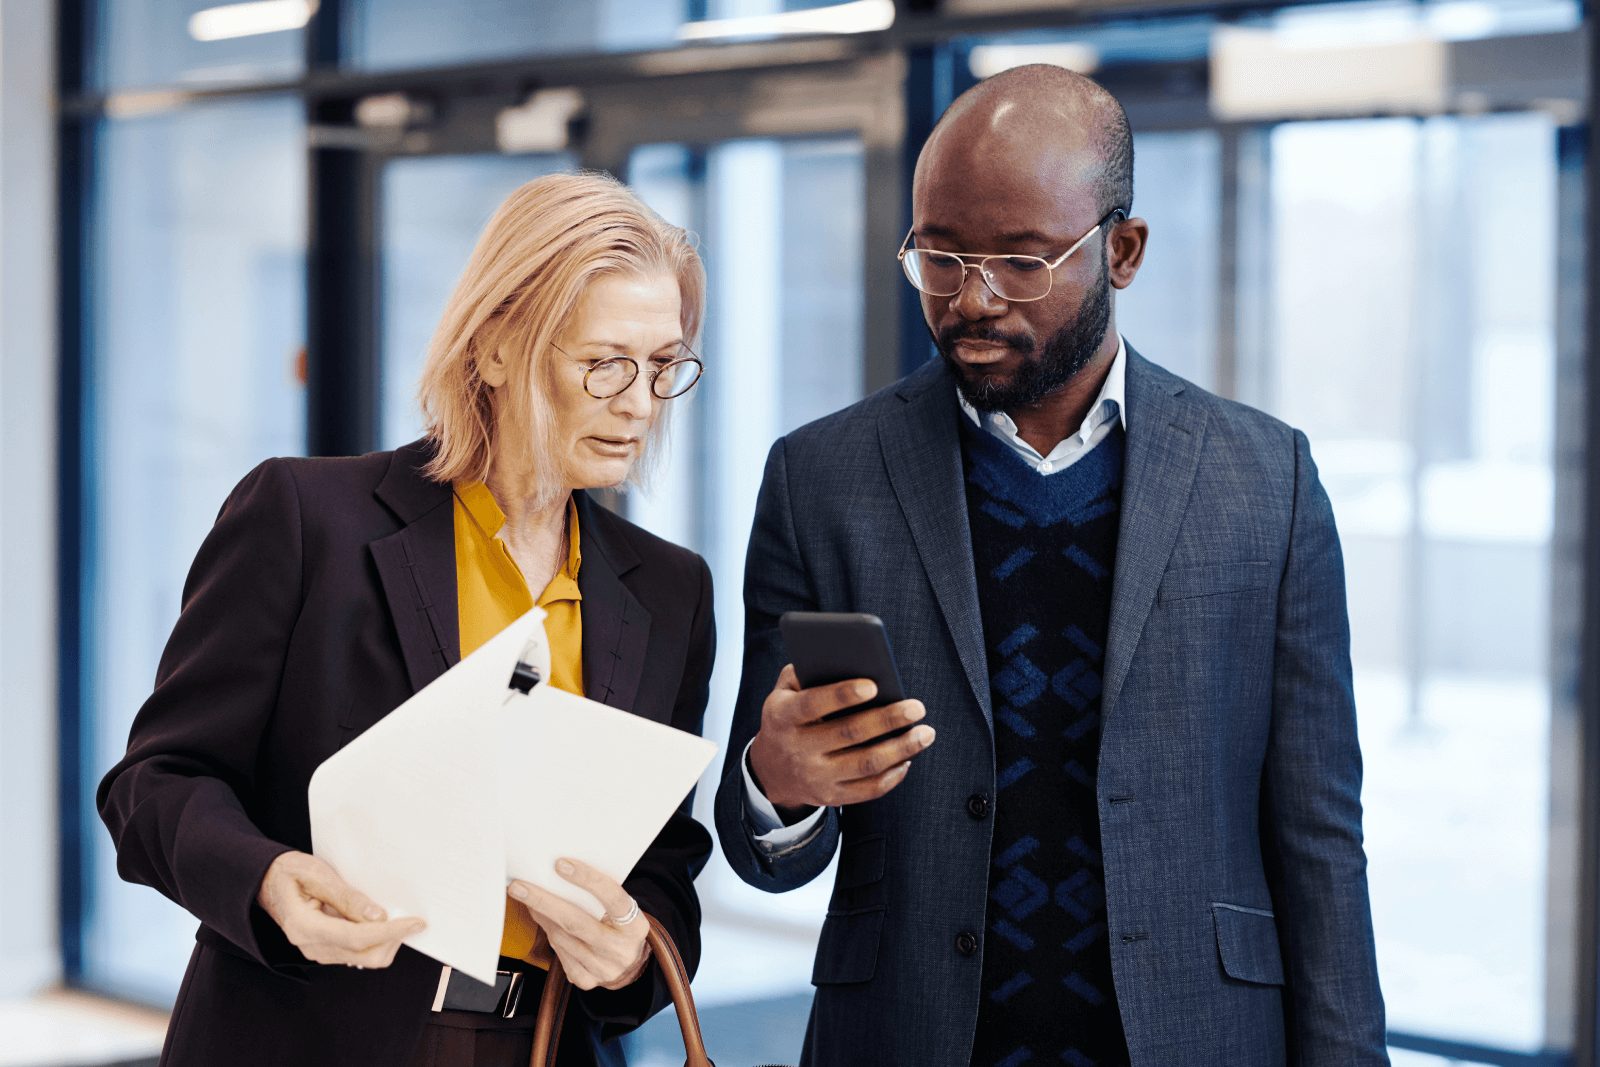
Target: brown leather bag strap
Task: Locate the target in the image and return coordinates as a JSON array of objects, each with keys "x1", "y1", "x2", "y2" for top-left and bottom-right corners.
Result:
[
  {"x1": 644, "y1": 913, "x2": 712, "y2": 1067},
  {"x1": 528, "y1": 953, "x2": 572, "y2": 1067},
  {"x1": 527, "y1": 914, "x2": 711, "y2": 1067}
]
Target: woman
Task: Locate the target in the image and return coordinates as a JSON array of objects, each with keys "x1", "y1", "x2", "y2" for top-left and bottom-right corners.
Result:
[{"x1": 97, "y1": 173, "x2": 714, "y2": 1067}]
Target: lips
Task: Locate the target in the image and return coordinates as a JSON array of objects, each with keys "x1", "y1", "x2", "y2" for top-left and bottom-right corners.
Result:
[
  {"x1": 936, "y1": 323, "x2": 1034, "y2": 364},
  {"x1": 586, "y1": 436, "x2": 638, "y2": 457},
  {"x1": 952, "y1": 343, "x2": 1013, "y2": 366}
]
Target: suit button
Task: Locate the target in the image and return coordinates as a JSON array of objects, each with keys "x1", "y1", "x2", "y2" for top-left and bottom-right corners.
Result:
[
  {"x1": 956, "y1": 931, "x2": 979, "y2": 957},
  {"x1": 966, "y1": 793, "x2": 989, "y2": 819}
]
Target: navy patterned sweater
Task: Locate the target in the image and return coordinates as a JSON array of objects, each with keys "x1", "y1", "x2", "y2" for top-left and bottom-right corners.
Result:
[{"x1": 961, "y1": 415, "x2": 1131, "y2": 1067}]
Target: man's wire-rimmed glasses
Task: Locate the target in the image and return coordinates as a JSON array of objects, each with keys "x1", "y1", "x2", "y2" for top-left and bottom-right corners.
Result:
[
  {"x1": 897, "y1": 208, "x2": 1127, "y2": 302},
  {"x1": 552, "y1": 342, "x2": 705, "y2": 400}
]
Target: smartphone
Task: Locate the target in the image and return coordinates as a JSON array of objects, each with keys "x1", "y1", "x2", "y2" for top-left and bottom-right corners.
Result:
[{"x1": 779, "y1": 612, "x2": 908, "y2": 736}]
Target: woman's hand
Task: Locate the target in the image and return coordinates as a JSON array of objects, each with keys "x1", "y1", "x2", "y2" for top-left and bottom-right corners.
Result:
[
  {"x1": 509, "y1": 859, "x2": 650, "y2": 991},
  {"x1": 256, "y1": 851, "x2": 426, "y2": 968}
]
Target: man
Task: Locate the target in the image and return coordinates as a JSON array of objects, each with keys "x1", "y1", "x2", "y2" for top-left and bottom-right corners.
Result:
[{"x1": 713, "y1": 65, "x2": 1388, "y2": 1067}]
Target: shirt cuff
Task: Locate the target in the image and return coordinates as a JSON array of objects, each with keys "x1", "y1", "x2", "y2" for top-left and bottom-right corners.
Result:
[{"x1": 741, "y1": 738, "x2": 827, "y2": 853}]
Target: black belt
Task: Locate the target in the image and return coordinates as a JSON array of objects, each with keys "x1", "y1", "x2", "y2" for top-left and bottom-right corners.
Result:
[{"x1": 430, "y1": 963, "x2": 535, "y2": 1018}]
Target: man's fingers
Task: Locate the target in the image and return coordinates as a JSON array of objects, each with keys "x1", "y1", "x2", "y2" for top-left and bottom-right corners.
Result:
[
  {"x1": 552, "y1": 859, "x2": 634, "y2": 920},
  {"x1": 826, "y1": 723, "x2": 933, "y2": 782},
  {"x1": 783, "y1": 677, "x2": 878, "y2": 727},
  {"x1": 775, "y1": 663, "x2": 802, "y2": 693},
  {"x1": 829, "y1": 761, "x2": 914, "y2": 806},
  {"x1": 822, "y1": 699, "x2": 925, "y2": 750}
]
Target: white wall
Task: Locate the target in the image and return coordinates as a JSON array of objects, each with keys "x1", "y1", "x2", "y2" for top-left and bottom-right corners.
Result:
[{"x1": 0, "y1": 0, "x2": 61, "y2": 998}]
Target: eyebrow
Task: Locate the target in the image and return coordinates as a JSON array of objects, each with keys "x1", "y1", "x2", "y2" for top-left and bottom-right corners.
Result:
[
  {"x1": 916, "y1": 224, "x2": 1066, "y2": 247},
  {"x1": 570, "y1": 339, "x2": 685, "y2": 355}
]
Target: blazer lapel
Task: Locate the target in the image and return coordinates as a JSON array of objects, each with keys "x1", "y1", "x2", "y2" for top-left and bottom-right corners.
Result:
[
  {"x1": 574, "y1": 492, "x2": 652, "y2": 713},
  {"x1": 879, "y1": 367, "x2": 993, "y2": 726},
  {"x1": 1102, "y1": 350, "x2": 1208, "y2": 728},
  {"x1": 370, "y1": 442, "x2": 460, "y2": 694}
]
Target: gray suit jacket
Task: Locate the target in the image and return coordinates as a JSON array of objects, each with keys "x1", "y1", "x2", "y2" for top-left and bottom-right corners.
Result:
[{"x1": 714, "y1": 350, "x2": 1387, "y2": 1067}]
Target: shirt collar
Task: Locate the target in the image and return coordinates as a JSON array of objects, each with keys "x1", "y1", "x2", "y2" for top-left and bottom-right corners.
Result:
[
  {"x1": 456, "y1": 480, "x2": 506, "y2": 538},
  {"x1": 958, "y1": 333, "x2": 1128, "y2": 442},
  {"x1": 456, "y1": 481, "x2": 582, "y2": 582}
]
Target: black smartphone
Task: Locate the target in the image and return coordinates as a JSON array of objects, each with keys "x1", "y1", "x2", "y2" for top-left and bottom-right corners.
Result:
[{"x1": 779, "y1": 612, "x2": 908, "y2": 735}]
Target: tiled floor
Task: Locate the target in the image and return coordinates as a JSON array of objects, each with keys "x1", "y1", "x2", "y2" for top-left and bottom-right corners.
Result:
[
  {"x1": 0, "y1": 988, "x2": 166, "y2": 1067},
  {"x1": 0, "y1": 967, "x2": 1464, "y2": 1067}
]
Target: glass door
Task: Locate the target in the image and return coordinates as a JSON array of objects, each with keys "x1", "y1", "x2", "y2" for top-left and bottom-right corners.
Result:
[
  {"x1": 1267, "y1": 112, "x2": 1566, "y2": 1055},
  {"x1": 82, "y1": 96, "x2": 308, "y2": 1005}
]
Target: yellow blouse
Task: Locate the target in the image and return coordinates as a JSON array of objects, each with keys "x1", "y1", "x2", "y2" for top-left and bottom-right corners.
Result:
[{"x1": 453, "y1": 481, "x2": 583, "y2": 965}]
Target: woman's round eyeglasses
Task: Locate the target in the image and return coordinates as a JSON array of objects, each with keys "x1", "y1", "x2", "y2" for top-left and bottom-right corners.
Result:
[
  {"x1": 552, "y1": 342, "x2": 705, "y2": 400},
  {"x1": 897, "y1": 208, "x2": 1127, "y2": 302}
]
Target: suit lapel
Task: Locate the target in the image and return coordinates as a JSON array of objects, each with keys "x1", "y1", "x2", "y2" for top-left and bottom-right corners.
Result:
[
  {"x1": 879, "y1": 368, "x2": 993, "y2": 726},
  {"x1": 370, "y1": 443, "x2": 460, "y2": 694},
  {"x1": 1102, "y1": 351, "x2": 1208, "y2": 728},
  {"x1": 574, "y1": 492, "x2": 652, "y2": 713}
]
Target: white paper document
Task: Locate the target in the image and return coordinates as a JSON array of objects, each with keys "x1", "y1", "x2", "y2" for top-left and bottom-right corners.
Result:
[{"x1": 308, "y1": 608, "x2": 717, "y2": 984}]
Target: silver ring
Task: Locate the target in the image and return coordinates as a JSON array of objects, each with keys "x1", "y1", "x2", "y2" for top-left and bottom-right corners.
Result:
[{"x1": 607, "y1": 901, "x2": 640, "y2": 927}]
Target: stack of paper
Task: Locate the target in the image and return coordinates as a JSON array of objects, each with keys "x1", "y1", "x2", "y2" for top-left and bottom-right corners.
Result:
[{"x1": 308, "y1": 608, "x2": 718, "y2": 983}]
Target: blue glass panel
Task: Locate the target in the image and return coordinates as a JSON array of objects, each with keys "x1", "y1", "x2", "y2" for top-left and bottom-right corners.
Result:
[
  {"x1": 83, "y1": 96, "x2": 306, "y2": 1006},
  {"x1": 622, "y1": 136, "x2": 864, "y2": 1064},
  {"x1": 379, "y1": 153, "x2": 577, "y2": 451},
  {"x1": 1117, "y1": 130, "x2": 1220, "y2": 392},
  {"x1": 95, "y1": 0, "x2": 305, "y2": 91},
  {"x1": 347, "y1": 0, "x2": 684, "y2": 71},
  {"x1": 1270, "y1": 112, "x2": 1558, "y2": 1052}
]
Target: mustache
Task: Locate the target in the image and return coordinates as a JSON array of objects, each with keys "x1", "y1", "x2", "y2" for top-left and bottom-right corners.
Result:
[{"x1": 934, "y1": 322, "x2": 1034, "y2": 356}]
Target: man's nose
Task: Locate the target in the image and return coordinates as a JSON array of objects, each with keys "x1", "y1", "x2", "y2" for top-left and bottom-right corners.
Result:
[{"x1": 949, "y1": 263, "x2": 1006, "y2": 319}]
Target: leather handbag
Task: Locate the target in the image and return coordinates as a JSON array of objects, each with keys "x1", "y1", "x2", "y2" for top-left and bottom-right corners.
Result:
[{"x1": 527, "y1": 912, "x2": 794, "y2": 1067}]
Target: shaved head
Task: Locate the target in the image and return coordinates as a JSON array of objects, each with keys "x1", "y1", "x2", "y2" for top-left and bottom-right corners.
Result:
[{"x1": 922, "y1": 64, "x2": 1134, "y2": 219}]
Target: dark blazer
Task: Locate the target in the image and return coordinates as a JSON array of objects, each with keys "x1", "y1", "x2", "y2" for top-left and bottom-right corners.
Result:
[
  {"x1": 714, "y1": 351, "x2": 1388, "y2": 1067},
  {"x1": 98, "y1": 440, "x2": 715, "y2": 1067}
]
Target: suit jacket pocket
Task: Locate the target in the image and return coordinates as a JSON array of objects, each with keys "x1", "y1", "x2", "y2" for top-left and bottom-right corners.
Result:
[
  {"x1": 1158, "y1": 561, "x2": 1272, "y2": 603},
  {"x1": 837, "y1": 833, "x2": 887, "y2": 890},
  {"x1": 812, "y1": 905, "x2": 886, "y2": 985},
  {"x1": 1212, "y1": 902, "x2": 1285, "y2": 985}
]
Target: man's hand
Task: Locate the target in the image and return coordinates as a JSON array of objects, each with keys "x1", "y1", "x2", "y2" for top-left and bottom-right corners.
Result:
[
  {"x1": 748, "y1": 664, "x2": 935, "y2": 821},
  {"x1": 256, "y1": 850, "x2": 425, "y2": 968},
  {"x1": 509, "y1": 859, "x2": 651, "y2": 991}
]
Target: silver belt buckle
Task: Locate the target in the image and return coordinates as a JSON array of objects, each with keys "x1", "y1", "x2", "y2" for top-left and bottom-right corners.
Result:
[{"x1": 431, "y1": 965, "x2": 527, "y2": 1018}]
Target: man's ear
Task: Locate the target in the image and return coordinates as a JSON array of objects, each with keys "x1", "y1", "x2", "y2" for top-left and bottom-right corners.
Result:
[
  {"x1": 1107, "y1": 216, "x2": 1149, "y2": 291},
  {"x1": 478, "y1": 343, "x2": 510, "y2": 389}
]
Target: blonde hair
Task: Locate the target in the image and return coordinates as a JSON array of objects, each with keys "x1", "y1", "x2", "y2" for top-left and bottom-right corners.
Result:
[{"x1": 417, "y1": 171, "x2": 706, "y2": 503}]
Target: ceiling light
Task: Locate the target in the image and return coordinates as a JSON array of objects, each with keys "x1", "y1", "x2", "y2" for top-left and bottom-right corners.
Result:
[
  {"x1": 189, "y1": 0, "x2": 316, "y2": 42},
  {"x1": 497, "y1": 89, "x2": 585, "y2": 154},
  {"x1": 968, "y1": 42, "x2": 1101, "y2": 79},
  {"x1": 1210, "y1": 25, "x2": 1448, "y2": 120},
  {"x1": 677, "y1": 0, "x2": 893, "y2": 42}
]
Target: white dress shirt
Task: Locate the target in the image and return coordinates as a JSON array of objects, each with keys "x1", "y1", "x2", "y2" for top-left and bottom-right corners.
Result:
[{"x1": 741, "y1": 337, "x2": 1130, "y2": 851}]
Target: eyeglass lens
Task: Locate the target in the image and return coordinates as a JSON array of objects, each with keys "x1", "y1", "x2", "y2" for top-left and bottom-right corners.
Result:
[
  {"x1": 585, "y1": 354, "x2": 703, "y2": 399},
  {"x1": 902, "y1": 250, "x2": 1054, "y2": 301}
]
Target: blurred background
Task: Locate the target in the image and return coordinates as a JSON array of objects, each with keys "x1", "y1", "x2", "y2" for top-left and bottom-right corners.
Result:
[{"x1": 0, "y1": 0, "x2": 1592, "y2": 1064}]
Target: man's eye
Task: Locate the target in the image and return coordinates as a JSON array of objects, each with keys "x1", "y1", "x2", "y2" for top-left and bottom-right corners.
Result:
[{"x1": 1003, "y1": 257, "x2": 1047, "y2": 273}]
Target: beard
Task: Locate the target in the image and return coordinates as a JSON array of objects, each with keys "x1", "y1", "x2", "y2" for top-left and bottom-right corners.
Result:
[{"x1": 934, "y1": 263, "x2": 1112, "y2": 414}]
